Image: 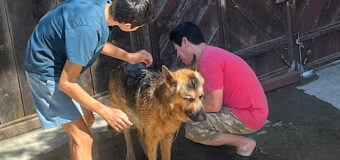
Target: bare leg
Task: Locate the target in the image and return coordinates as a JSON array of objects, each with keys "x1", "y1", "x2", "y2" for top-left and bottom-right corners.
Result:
[
  {"x1": 81, "y1": 107, "x2": 95, "y2": 129},
  {"x1": 62, "y1": 118, "x2": 93, "y2": 160},
  {"x1": 200, "y1": 133, "x2": 256, "y2": 156},
  {"x1": 124, "y1": 129, "x2": 136, "y2": 160},
  {"x1": 160, "y1": 134, "x2": 174, "y2": 160},
  {"x1": 81, "y1": 107, "x2": 98, "y2": 159}
]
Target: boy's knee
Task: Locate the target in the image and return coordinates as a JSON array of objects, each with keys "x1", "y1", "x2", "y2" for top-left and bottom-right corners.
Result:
[
  {"x1": 86, "y1": 114, "x2": 95, "y2": 127},
  {"x1": 184, "y1": 122, "x2": 221, "y2": 143},
  {"x1": 71, "y1": 132, "x2": 93, "y2": 147},
  {"x1": 82, "y1": 108, "x2": 95, "y2": 128}
]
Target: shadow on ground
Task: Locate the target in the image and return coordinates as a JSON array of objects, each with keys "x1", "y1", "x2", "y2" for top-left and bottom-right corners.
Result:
[{"x1": 32, "y1": 76, "x2": 340, "y2": 160}]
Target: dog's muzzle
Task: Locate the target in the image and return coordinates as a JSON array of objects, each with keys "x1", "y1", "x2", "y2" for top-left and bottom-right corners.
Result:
[{"x1": 185, "y1": 107, "x2": 207, "y2": 122}]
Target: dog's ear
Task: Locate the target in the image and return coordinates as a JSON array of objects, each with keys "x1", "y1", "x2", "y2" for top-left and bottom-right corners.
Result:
[
  {"x1": 162, "y1": 65, "x2": 176, "y2": 85},
  {"x1": 190, "y1": 55, "x2": 199, "y2": 71}
]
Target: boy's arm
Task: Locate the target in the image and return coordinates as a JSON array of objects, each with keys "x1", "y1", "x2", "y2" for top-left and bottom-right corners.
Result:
[
  {"x1": 59, "y1": 60, "x2": 132, "y2": 131},
  {"x1": 203, "y1": 89, "x2": 223, "y2": 112},
  {"x1": 101, "y1": 42, "x2": 153, "y2": 67}
]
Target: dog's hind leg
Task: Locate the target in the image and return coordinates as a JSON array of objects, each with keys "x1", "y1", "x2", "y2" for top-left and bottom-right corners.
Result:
[
  {"x1": 123, "y1": 129, "x2": 136, "y2": 160},
  {"x1": 160, "y1": 133, "x2": 174, "y2": 160},
  {"x1": 135, "y1": 126, "x2": 148, "y2": 156}
]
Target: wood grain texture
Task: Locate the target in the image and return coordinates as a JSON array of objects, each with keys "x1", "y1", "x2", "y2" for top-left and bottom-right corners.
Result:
[
  {"x1": 0, "y1": 0, "x2": 24, "y2": 124},
  {"x1": 4, "y1": 0, "x2": 55, "y2": 116},
  {"x1": 0, "y1": 115, "x2": 41, "y2": 141}
]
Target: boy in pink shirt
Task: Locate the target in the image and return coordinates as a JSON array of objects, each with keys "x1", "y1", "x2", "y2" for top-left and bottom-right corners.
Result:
[{"x1": 169, "y1": 22, "x2": 269, "y2": 160}]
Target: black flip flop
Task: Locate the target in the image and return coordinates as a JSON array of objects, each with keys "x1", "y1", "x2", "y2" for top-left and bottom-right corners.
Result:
[{"x1": 233, "y1": 153, "x2": 250, "y2": 160}]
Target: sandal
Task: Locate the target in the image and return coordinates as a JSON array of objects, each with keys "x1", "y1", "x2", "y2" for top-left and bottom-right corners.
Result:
[{"x1": 233, "y1": 153, "x2": 250, "y2": 160}]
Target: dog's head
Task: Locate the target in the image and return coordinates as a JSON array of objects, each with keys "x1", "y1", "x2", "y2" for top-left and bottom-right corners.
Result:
[{"x1": 160, "y1": 60, "x2": 206, "y2": 122}]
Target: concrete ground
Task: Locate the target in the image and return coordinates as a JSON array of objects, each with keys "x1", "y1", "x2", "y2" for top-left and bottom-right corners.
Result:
[{"x1": 1, "y1": 61, "x2": 340, "y2": 160}]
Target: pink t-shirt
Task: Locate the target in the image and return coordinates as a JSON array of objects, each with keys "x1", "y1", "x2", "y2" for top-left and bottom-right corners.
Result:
[{"x1": 199, "y1": 46, "x2": 269, "y2": 130}]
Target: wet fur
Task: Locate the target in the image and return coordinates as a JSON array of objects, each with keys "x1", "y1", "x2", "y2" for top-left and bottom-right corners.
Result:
[{"x1": 108, "y1": 62, "x2": 205, "y2": 160}]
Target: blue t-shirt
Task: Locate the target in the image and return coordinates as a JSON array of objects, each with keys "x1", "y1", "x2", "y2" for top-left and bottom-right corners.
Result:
[{"x1": 24, "y1": 0, "x2": 110, "y2": 80}]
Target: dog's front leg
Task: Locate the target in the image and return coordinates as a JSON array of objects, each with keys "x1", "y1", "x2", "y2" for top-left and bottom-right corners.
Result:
[
  {"x1": 124, "y1": 129, "x2": 135, "y2": 160},
  {"x1": 160, "y1": 133, "x2": 174, "y2": 160},
  {"x1": 145, "y1": 133, "x2": 159, "y2": 160},
  {"x1": 135, "y1": 126, "x2": 148, "y2": 155}
]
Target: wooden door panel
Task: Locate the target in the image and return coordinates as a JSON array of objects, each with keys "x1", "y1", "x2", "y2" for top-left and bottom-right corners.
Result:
[{"x1": 0, "y1": 0, "x2": 24, "y2": 124}]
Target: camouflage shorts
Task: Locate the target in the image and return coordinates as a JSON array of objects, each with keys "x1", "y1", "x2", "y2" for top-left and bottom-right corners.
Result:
[{"x1": 185, "y1": 107, "x2": 256, "y2": 143}]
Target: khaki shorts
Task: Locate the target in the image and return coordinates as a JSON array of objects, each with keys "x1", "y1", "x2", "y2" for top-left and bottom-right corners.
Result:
[{"x1": 185, "y1": 107, "x2": 256, "y2": 143}]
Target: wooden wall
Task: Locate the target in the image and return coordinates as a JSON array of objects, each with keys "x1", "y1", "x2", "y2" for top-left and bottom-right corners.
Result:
[
  {"x1": 0, "y1": 0, "x2": 339, "y2": 140},
  {"x1": 0, "y1": 0, "x2": 132, "y2": 140},
  {"x1": 0, "y1": 0, "x2": 57, "y2": 125}
]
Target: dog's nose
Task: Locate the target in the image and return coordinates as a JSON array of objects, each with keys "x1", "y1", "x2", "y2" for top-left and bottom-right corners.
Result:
[
  {"x1": 185, "y1": 107, "x2": 206, "y2": 122},
  {"x1": 196, "y1": 107, "x2": 207, "y2": 122}
]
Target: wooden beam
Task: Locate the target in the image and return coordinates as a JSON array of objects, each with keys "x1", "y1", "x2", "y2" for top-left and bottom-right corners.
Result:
[
  {"x1": 216, "y1": 0, "x2": 230, "y2": 50},
  {"x1": 234, "y1": 22, "x2": 340, "y2": 59},
  {"x1": 305, "y1": 51, "x2": 340, "y2": 70},
  {"x1": 0, "y1": 114, "x2": 41, "y2": 141},
  {"x1": 285, "y1": 1, "x2": 297, "y2": 70},
  {"x1": 235, "y1": 35, "x2": 288, "y2": 58},
  {"x1": 0, "y1": 93, "x2": 111, "y2": 141},
  {"x1": 258, "y1": 66, "x2": 289, "y2": 81},
  {"x1": 261, "y1": 71, "x2": 301, "y2": 92},
  {"x1": 0, "y1": 114, "x2": 38, "y2": 129},
  {"x1": 299, "y1": 22, "x2": 340, "y2": 41},
  {"x1": 148, "y1": 22, "x2": 161, "y2": 68}
]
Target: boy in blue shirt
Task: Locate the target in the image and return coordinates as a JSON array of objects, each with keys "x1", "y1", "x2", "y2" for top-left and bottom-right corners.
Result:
[{"x1": 24, "y1": 0, "x2": 154, "y2": 159}]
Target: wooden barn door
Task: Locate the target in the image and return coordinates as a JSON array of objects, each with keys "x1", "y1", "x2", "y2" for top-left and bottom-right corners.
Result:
[
  {"x1": 0, "y1": 0, "x2": 130, "y2": 140},
  {"x1": 131, "y1": 0, "x2": 340, "y2": 91},
  {"x1": 131, "y1": 0, "x2": 226, "y2": 69},
  {"x1": 0, "y1": 0, "x2": 57, "y2": 140},
  {"x1": 293, "y1": 0, "x2": 340, "y2": 69},
  {"x1": 224, "y1": 0, "x2": 300, "y2": 91},
  {"x1": 0, "y1": 0, "x2": 95, "y2": 140},
  {"x1": 130, "y1": 0, "x2": 299, "y2": 91},
  {"x1": 131, "y1": 0, "x2": 293, "y2": 77}
]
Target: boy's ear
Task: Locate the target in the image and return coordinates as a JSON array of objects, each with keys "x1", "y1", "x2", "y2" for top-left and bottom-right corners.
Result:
[
  {"x1": 162, "y1": 65, "x2": 176, "y2": 85},
  {"x1": 190, "y1": 55, "x2": 199, "y2": 71},
  {"x1": 124, "y1": 23, "x2": 132, "y2": 28},
  {"x1": 182, "y1": 37, "x2": 189, "y2": 47}
]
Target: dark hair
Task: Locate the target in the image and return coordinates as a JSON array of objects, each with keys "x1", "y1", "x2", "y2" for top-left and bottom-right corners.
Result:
[
  {"x1": 169, "y1": 22, "x2": 206, "y2": 46},
  {"x1": 110, "y1": 0, "x2": 155, "y2": 28}
]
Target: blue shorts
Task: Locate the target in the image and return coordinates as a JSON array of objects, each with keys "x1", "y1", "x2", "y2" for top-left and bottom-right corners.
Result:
[{"x1": 25, "y1": 72, "x2": 84, "y2": 129}]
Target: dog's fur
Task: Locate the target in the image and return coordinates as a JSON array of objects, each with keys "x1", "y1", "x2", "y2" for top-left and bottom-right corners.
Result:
[{"x1": 108, "y1": 60, "x2": 206, "y2": 160}]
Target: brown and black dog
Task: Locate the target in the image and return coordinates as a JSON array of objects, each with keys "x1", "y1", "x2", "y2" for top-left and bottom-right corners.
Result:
[{"x1": 108, "y1": 60, "x2": 206, "y2": 160}]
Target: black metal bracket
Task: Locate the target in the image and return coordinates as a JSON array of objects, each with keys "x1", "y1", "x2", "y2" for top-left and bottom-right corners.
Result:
[{"x1": 272, "y1": 0, "x2": 293, "y2": 4}]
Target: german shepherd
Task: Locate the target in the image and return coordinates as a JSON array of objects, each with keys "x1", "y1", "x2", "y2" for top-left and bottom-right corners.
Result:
[{"x1": 108, "y1": 59, "x2": 206, "y2": 160}]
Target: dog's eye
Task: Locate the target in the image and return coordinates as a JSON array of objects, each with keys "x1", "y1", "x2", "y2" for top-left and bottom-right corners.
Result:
[
  {"x1": 199, "y1": 94, "x2": 204, "y2": 100},
  {"x1": 184, "y1": 97, "x2": 195, "y2": 103}
]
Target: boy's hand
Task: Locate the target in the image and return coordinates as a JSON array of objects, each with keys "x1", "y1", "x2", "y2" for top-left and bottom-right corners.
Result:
[
  {"x1": 128, "y1": 49, "x2": 153, "y2": 67},
  {"x1": 101, "y1": 107, "x2": 133, "y2": 132}
]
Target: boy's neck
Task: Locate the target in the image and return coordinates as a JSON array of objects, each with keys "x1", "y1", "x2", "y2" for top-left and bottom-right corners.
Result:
[
  {"x1": 194, "y1": 43, "x2": 207, "y2": 62},
  {"x1": 105, "y1": 3, "x2": 116, "y2": 26}
]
